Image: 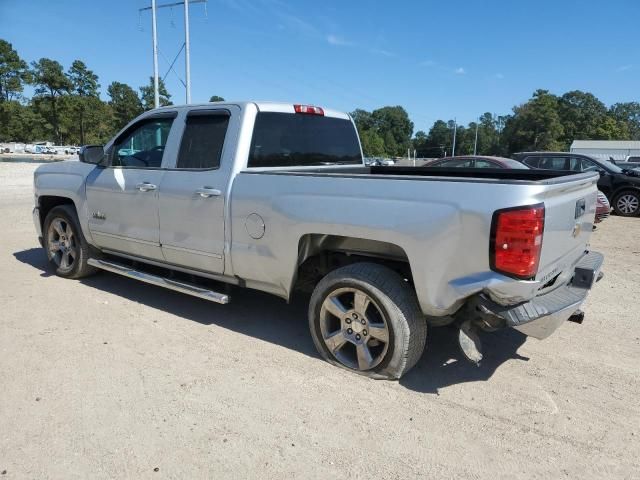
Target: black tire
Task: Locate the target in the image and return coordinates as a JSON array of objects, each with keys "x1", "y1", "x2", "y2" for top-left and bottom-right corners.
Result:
[
  {"x1": 308, "y1": 263, "x2": 427, "y2": 380},
  {"x1": 43, "y1": 205, "x2": 98, "y2": 279},
  {"x1": 612, "y1": 190, "x2": 640, "y2": 217}
]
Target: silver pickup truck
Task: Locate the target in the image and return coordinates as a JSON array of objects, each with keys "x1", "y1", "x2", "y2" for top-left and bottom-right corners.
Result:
[{"x1": 32, "y1": 101, "x2": 604, "y2": 379}]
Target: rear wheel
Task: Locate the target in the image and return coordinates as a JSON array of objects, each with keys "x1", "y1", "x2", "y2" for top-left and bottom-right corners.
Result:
[
  {"x1": 613, "y1": 191, "x2": 640, "y2": 216},
  {"x1": 309, "y1": 263, "x2": 427, "y2": 380},
  {"x1": 43, "y1": 205, "x2": 98, "y2": 279}
]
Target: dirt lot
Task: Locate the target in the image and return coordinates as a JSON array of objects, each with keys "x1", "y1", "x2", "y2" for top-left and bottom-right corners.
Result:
[{"x1": 1, "y1": 161, "x2": 638, "y2": 479}]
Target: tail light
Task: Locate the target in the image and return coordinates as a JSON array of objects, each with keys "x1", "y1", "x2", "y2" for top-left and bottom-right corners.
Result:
[
  {"x1": 490, "y1": 204, "x2": 545, "y2": 279},
  {"x1": 294, "y1": 104, "x2": 324, "y2": 115}
]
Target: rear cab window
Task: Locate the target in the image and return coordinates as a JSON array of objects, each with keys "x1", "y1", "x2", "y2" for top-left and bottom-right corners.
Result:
[{"x1": 248, "y1": 112, "x2": 362, "y2": 168}]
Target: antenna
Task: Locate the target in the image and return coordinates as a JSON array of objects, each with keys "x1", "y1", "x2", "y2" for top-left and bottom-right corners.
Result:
[{"x1": 139, "y1": 0, "x2": 207, "y2": 106}]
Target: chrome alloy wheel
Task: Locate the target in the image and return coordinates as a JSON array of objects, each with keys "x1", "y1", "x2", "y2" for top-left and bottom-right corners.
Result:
[
  {"x1": 47, "y1": 218, "x2": 78, "y2": 272},
  {"x1": 319, "y1": 287, "x2": 391, "y2": 371},
  {"x1": 616, "y1": 194, "x2": 639, "y2": 215}
]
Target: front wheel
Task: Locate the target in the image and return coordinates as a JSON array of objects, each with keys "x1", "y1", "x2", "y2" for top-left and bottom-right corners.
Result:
[
  {"x1": 43, "y1": 205, "x2": 98, "y2": 279},
  {"x1": 613, "y1": 191, "x2": 640, "y2": 216},
  {"x1": 308, "y1": 263, "x2": 427, "y2": 380}
]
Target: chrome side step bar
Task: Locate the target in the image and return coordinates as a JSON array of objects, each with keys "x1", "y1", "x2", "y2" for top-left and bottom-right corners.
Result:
[{"x1": 87, "y1": 258, "x2": 229, "y2": 304}]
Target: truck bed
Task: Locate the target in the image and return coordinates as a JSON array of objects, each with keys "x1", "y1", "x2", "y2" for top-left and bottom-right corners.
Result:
[{"x1": 232, "y1": 166, "x2": 599, "y2": 316}]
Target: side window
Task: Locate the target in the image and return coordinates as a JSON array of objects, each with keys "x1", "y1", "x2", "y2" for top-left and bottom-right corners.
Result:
[
  {"x1": 110, "y1": 117, "x2": 174, "y2": 168},
  {"x1": 475, "y1": 159, "x2": 497, "y2": 168},
  {"x1": 436, "y1": 158, "x2": 473, "y2": 167},
  {"x1": 176, "y1": 112, "x2": 230, "y2": 169},
  {"x1": 568, "y1": 157, "x2": 583, "y2": 171},
  {"x1": 523, "y1": 157, "x2": 540, "y2": 168},
  {"x1": 579, "y1": 158, "x2": 600, "y2": 172},
  {"x1": 539, "y1": 156, "x2": 568, "y2": 170}
]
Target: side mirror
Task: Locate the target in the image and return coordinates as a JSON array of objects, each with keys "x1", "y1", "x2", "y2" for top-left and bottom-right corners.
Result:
[{"x1": 79, "y1": 145, "x2": 105, "y2": 165}]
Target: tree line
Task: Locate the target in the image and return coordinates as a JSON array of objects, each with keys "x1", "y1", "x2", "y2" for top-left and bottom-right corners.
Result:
[
  {"x1": 0, "y1": 39, "x2": 227, "y2": 146},
  {"x1": 355, "y1": 90, "x2": 640, "y2": 158},
  {"x1": 2, "y1": 38, "x2": 639, "y2": 156}
]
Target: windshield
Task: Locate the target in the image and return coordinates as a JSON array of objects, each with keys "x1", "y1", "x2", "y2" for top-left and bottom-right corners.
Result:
[
  {"x1": 597, "y1": 158, "x2": 624, "y2": 173},
  {"x1": 248, "y1": 112, "x2": 362, "y2": 167}
]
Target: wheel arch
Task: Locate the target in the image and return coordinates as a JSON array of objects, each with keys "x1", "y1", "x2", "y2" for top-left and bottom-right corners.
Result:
[
  {"x1": 37, "y1": 196, "x2": 76, "y2": 231},
  {"x1": 291, "y1": 233, "x2": 414, "y2": 296},
  {"x1": 612, "y1": 186, "x2": 640, "y2": 198}
]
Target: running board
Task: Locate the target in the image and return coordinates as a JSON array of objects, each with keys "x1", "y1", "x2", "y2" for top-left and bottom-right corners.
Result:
[{"x1": 87, "y1": 258, "x2": 229, "y2": 304}]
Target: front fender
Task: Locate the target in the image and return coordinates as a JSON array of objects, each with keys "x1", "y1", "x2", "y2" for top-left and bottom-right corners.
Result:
[{"x1": 34, "y1": 161, "x2": 96, "y2": 245}]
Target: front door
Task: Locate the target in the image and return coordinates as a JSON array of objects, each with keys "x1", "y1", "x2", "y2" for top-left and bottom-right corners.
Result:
[
  {"x1": 86, "y1": 114, "x2": 177, "y2": 261},
  {"x1": 158, "y1": 107, "x2": 237, "y2": 274}
]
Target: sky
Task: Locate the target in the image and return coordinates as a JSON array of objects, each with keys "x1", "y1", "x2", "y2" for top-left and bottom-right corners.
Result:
[{"x1": 1, "y1": 0, "x2": 639, "y2": 132}]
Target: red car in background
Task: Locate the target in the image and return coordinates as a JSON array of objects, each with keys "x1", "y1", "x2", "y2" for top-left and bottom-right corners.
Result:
[
  {"x1": 425, "y1": 155, "x2": 529, "y2": 169},
  {"x1": 595, "y1": 190, "x2": 611, "y2": 223}
]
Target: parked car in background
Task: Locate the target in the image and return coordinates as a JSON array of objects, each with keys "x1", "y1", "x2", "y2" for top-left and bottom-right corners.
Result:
[
  {"x1": 610, "y1": 155, "x2": 640, "y2": 171},
  {"x1": 514, "y1": 152, "x2": 640, "y2": 217},
  {"x1": 426, "y1": 155, "x2": 529, "y2": 169},
  {"x1": 364, "y1": 157, "x2": 394, "y2": 166}
]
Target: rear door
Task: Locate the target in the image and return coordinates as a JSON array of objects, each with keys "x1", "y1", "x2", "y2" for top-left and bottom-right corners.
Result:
[
  {"x1": 85, "y1": 112, "x2": 178, "y2": 261},
  {"x1": 157, "y1": 106, "x2": 239, "y2": 273}
]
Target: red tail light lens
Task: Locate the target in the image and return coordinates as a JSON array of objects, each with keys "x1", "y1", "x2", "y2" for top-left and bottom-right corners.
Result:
[
  {"x1": 294, "y1": 104, "x2": 325, "y2": 115},
  {"x1": 490, "y1": 204, "x2": 545, "y2": 279}
]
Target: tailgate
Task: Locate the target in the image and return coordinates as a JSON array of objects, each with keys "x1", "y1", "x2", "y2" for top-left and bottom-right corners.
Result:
[{"x1": 536, "y1": 174, "x2": 599, "y2": 284}]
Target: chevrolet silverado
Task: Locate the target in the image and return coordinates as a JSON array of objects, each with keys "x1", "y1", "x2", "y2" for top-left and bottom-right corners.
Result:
[{"x1": 32, "y1": 101, "x2": 604, "y2": 379}]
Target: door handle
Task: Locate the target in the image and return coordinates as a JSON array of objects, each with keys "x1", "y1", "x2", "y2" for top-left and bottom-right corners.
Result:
[
  {"x1": 195, "y1": 187, "x2": 222, "y2": 198},
  {"x1": 136, "y1": 182, "x2": 157, "y2": 192}
]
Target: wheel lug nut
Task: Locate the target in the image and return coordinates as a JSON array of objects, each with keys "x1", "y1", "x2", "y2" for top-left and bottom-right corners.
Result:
[
  {"x1": 355, "y1": 334, "x2": 361, "y2": 340},
  {"x1": 352, "y1": 313, "x2": 358, "y2": 319},
  {"x1": 363, "y1": 330, "x2": 367, "y2": 336},
  {"x1": 345, "y1": 318, "x2": 352, "y2": 324},
  {"x1": 347, "y1": 328, "x2": 353, "y2": 334},
  {"x1": 361, "y1": 319, "x2": 366, "y2": 325}
]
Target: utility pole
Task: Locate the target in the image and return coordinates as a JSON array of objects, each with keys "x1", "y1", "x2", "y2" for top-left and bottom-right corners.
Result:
[
  {"x1": 151, "y1": 0, "x2": 160, "y2": 108},
  {"x1": 139, "y1": 0, "x2": 207, "y2": 107},
  {"x1": 473, "y1": 118, "x2": 479, "y2": 155},
  {"x1": 452, "y1": 119, "x2": 457, "y2": 157},
  {"x1": 184, "y1": 0, "x2": 191, "y2": 103}
]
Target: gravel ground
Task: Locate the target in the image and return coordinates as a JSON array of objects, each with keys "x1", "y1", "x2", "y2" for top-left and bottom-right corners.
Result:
[{"x1": 0, "y1": 161, "x2": 638, "y2": 479}]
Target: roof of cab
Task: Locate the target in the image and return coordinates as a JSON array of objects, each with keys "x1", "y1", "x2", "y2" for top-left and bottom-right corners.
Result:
[{"x1": 148, "y1": 101, "x2": 351, "y2": 120}]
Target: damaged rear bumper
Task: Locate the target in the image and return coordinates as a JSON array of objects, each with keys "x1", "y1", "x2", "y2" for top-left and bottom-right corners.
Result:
[{"x1": 464, "y1": 251, "x2": 604, "y2": 340}]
